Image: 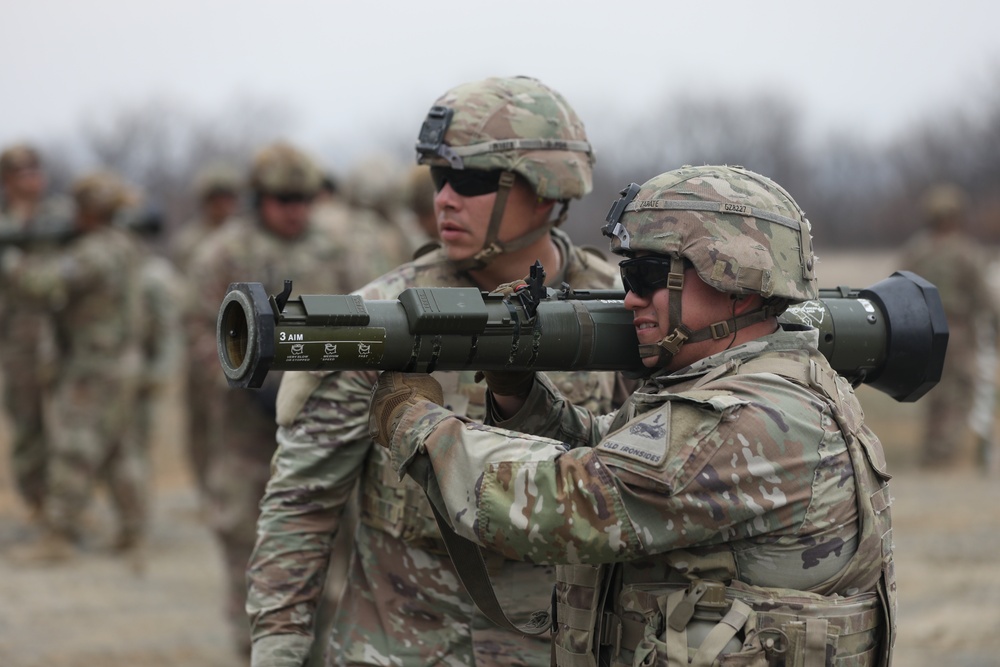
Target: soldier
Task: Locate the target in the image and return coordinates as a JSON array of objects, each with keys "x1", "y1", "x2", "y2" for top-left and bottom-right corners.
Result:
[
  {"x1": 128, "y1": 213, "x2": 185, "y2": 470},
  {"x1": 170, "y1": 162, "x2": 242, "y2": 271},
  {"x1": 187, "y1": 141, "x2": 354, "y2": 656},
  {"x1": 0, "y1": 144, "x2": 71, "y2": 520},
  {"x1": 173, "y1": 161, "x2": 242, "y2": 504},
  {"x1": 899, "y1": 183, "x2": 999, "y2": 468},
  {"x1": 4, "y1": 171, "x2": 148, "y2": 564},
  {"x1": 371, "y1": 165, "x2": 897, "y2": 666},
  {"x1": 247, "y1": 76, "x2": 622, "y2": 666},
  {"x1": 311, "y1": 153, "x2": 420, "y2": 289}
]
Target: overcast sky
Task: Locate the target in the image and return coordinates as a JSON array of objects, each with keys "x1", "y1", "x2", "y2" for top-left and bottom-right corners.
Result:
[{"x1": 3, "y1": 0, "x2": 999, "y2": 168}]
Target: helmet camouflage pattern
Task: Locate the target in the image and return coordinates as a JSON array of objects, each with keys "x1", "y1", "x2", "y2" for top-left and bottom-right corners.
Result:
[
  {"x1": 603, "y1": 165, "x2": 818, "y2": 302},
  {"x1": 0, "y1": 143, "x2": 42, "y2": 178},
  {"x1": 249, "y1": 141, "x2": 322, "y2": 197},
  {"x1": 415, "y1": 76, "x2": 594, "y2": 201},
  {"x1": 921, "y1": 183, "x2": 966, "y2": 222},
  {"x1": 342, "y1": 153, "x2": 405, "y2": 211},
  {"x1": 193, "y1": 161, "x2": 243, "y2": 199},
  {"x1": 72, "y1": 170, "x2": 136, "y2": 218}
]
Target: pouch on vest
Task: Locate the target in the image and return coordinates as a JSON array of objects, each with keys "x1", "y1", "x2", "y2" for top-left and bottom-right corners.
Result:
[{"x1": 605, "y1": 579, "x2": 882, "y2": 667}]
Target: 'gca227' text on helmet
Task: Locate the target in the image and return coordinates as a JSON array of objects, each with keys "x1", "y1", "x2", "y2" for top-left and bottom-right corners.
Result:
[{"x1": 603, "y1": 164, "x2": 818, "y2": 364}]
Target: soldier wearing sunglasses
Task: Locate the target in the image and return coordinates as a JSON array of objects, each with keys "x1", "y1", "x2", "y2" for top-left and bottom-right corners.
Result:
[
  {"x1": 370, "y1": 165, "x2": 896, "y2": 667},
  {"x1": 248, "y1": 77, "x2": 624, "y2": 666},
  {"x1": 187, "y1": 141, "x2": 374, "y2": 656}
]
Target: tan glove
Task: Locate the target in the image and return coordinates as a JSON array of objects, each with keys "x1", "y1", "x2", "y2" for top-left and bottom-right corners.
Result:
[
  {"x1": 482, "y1": 278, "x2": 536, "y2": 396},
  {"x1": 488, "y1": 278, "x2": 528, "y2": 296},
  {"x1": 369, "y1": 371, "x2": 444, "y2": 449}
]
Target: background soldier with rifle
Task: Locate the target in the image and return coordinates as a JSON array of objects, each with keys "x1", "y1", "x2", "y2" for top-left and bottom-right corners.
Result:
[{"x1": 0, "y1": 144, "x2": 71, "y2": 523}]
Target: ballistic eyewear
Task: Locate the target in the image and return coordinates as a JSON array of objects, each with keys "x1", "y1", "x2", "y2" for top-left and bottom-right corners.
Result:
[
  {"x1": 429, "y1": 167, "x2": 503, "y2": 198},
  {"x1": 271, "y1": 192, "x2": 313, "y2": 205},
  {"x1": 619, "y1": 256, "x2": 680, "y2": 298}
]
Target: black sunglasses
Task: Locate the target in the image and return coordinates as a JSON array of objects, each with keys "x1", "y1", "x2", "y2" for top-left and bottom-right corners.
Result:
[
  {"x1": 619, "y1": 256, "x2": 676, "y2": 298},
  {"x1": 429, "y1": 167, "x2": 503, "y2": 197},
  {"x1": 271, "y1": 192, "x2": 314, "y2": 205}
]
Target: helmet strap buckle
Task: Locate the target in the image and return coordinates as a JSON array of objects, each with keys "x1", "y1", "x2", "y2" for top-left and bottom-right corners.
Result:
[
  {"x1": 660, "y1": 327, "x2": 690, "y2": 356},
  {"x1": 709, "y1": 321, "x2": 732, "y2": 340}
]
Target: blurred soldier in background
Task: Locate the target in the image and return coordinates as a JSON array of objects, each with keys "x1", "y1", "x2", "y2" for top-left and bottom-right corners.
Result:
[
  {"x1": 247, "y1": 75, "x2": 621, "y2": 667},
  {"x1": 127, "y1": 213, "x2": 185, "y2": 476},
  {"x1": 312, "y1": 152, "x2": 423, "y2": 286},
  {"x1": 187, "y1": 141, "x2": 355, "y2": 656},
  {"x1": 0, "y1": 144, "x2": 69, "y2": 522},
  {"x1": 171, "y1": 162, "x2": 242, "y2": 271},
  {"x1": 900, "y1": 183, "x2": 1000, "y2": 469},
  {"x1": 4, "y1": 171, "x2": 147, "y2": 565},
  {"x1": 172, "y1": 162, "x2": 242, "y2": 505},
  {"x1": 402, "y1": 163, "x2": 438, "y2": 244}
]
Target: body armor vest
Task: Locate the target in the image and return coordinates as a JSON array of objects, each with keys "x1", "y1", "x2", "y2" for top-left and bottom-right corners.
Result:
[{"x1": 552, "y1": 352, "x2": 896, "y2": 667}]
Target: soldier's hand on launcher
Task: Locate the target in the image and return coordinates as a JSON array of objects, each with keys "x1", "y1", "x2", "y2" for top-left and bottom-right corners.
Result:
[{"x1": 369, "y1": 371, "x2": 444, "y2": 449}]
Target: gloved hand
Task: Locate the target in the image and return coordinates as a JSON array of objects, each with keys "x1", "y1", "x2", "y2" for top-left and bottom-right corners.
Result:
[
  {"x1": 475, "y1": 369, "x2": 536, "y2": 397},
  {"x1": 369, "y1": 371, "x2": 444, "y2": 449},
  {"x1": 488, "y1": 278, "x2": 528, "y2": 296}
]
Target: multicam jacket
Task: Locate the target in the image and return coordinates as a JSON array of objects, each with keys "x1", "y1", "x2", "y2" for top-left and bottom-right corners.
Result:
[
  {"x1": 248, "y1": 228, "x2": 622, "y2": 666},
  {"x1": 387, "y1": 328, "x2": 896, "y2": 666}
]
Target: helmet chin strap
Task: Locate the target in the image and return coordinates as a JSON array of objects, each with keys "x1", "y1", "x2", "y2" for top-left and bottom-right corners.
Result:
[
  {"x1": 636, "y1": 256, "x2": 773, "y2": 367},
  {"x1": 452, "y1": 170, "x2": 567, "y2": 273}
]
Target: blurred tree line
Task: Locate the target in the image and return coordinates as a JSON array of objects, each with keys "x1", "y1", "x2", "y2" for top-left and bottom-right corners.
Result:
[{"x1": 30, "y1": 68, "x2": 1000, "y2": 251}]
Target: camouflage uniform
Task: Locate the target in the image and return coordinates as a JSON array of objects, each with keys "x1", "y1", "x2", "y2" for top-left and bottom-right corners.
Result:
[
  {"x1": 5, "y1": 171, "x2": 147, "y2": 553},
  {"x1": 247, "y1": 77, "x2": 621, "y2": 667},
  {"x1": 172, "y1": 162, "x2": 242, "y2": 499},
  {"x1": 187, "y1": 142, "x2": 365, "y2": 655},
  {"x1": 376, "y1": 166, "x2": 896, "y2": 666},
  {"x1": 311, "y1": 158, "x2": 420, "y2": 289},
  {"x1": 0, "y1": 144, "x2": 71, "y2": 514},
  {"x1": 171, "y1": 162, "x2": 243, "y2": 271},
  {"x1": 899, "y1": 184, "x2": 999, "y2": 467},
  {"x1": 249, "y1": 231, "x2": 620, "y2": 666},
  {"x1": 133, "y1": 249, "x2": 185, "y2": 461}
]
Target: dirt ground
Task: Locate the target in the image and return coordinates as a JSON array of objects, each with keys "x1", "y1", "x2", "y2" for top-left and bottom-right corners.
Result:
[{"x1": 2, "y1": 251, "x2": 1000, "y2": 667}]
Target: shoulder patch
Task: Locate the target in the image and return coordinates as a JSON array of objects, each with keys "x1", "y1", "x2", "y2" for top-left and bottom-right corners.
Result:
[
  {"x1": 599, "y1": 402, "x2": 671, "y2": 466},
  {"x1": 597, "y1": 391, "x2": 749, "y2": 488}
]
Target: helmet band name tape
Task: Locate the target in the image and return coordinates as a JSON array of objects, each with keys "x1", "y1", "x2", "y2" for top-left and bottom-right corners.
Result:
[
  {"x1": 623, "y1": 199, "x2": 803, "y2": 231},
  {"x1": 450, "y1": 138, "x2": 593, "y2": 159}
]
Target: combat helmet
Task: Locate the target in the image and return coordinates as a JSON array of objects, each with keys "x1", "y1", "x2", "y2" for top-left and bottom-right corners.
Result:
[
  {"x1": 342, "y1": 153, "x2": 405, "y2": 216},
  {"x1": 0, "y1": 144, "x2": 42, "y2": 179},
  {"x1": 415, "y1": 75, "x2": 595, "y2": 269},
  {"x1": 921, "y1": 183, "x2": 966, "y2": 226},
  {"x1": 249, "y1": 141, "x2": 323, "y2": 199},
  {"x1": 72, "y1": 171, "x2": 136, "y2": 221},
  {"x1": 193, "y1": 162, "x2": 242, "y2": 200},
  {"x1": 602, "y1": 165, "x2": 817, "y2": 364}
]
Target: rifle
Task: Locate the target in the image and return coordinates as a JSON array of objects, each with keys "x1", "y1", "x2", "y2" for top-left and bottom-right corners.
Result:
[
  {"x1": 217, "y1": 262, "x2": 948, "y2": 403},
  {"x1": 0, "y1": 207, "x2": 163, "y2": 248}
]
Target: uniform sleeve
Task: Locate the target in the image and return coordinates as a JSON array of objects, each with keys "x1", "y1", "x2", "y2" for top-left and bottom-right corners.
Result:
[
  {"x1": 246, "y1": 368, "x2": 377, "y2": 654},
  {"x1": 139, "y1": 261, "x2": 185, "y2": 390},
  {"x1": 391, "y1": 378, "x2": 843, "y2": 568},
  {"x1": 11, "y1": 237, "x2": 108, "y2": 305}
]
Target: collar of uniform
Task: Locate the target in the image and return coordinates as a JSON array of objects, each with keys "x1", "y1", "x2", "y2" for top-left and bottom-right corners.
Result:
[{"x1": 646, "y1": 328, "x2": 820, "y2": 388}]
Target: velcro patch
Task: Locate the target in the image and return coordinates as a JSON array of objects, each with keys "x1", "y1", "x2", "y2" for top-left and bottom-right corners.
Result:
[{"x1": 598, "y1": 403, "x2": 670, "y2": 466}]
